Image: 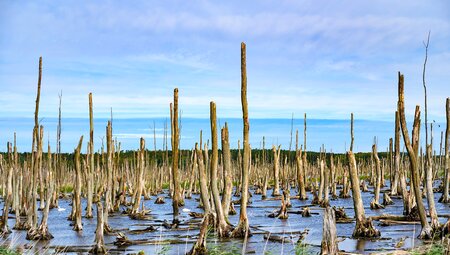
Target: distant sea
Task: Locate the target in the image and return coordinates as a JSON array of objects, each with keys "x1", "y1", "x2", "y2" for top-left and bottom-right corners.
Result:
[{"x1": 0, "y1": 117, "x2": 444, "y2": 153}]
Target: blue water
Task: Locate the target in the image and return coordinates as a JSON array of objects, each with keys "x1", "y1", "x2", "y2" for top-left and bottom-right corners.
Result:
[{"x1": 0, "y1": 117, "x2": 444, "y2": 153}]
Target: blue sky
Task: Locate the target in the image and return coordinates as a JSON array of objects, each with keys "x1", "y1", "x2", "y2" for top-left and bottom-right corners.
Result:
[{"x1": 0, "y1": 0, "x2": 449, "y2": 123}]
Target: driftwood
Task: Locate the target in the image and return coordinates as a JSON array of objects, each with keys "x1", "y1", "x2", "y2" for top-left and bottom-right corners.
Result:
[
  {"x1": 379, "y1": 219, "x2": 421, "y2": 226},
  {"x1": 263, "y1": 233, "x2": 293, "y2": 243},
  {"x1": 129, "y1": 226, "x2": 157, "y2": 235},
  {"x1": 189, "y1": 212, "x2": 204, "y2": 218}
]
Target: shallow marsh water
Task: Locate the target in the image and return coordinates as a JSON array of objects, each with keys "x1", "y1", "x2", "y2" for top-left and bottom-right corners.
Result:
[{"x1": 1, "y1": 181, "x2": 449, "y2": 254}]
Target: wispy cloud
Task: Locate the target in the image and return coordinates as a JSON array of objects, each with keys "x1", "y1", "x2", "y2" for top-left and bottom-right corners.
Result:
[{"x1": 0, "y1": 0, "x2": 449, "y2": 123}]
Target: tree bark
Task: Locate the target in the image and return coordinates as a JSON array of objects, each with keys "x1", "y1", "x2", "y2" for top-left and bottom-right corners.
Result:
[
  {"x1": 104, "y1": 121, "x2": 113, "y2": 234},
  {"x1": 425, "y1": 144, "x2": 439, "y2": 230},
  {"x1": 296, "y1": 147, "x2": 307, "y2": 200},
  {"x1": 221, "y1": 123, "x2": 233, "y2": 219},
  {"x1": 209, "y1": 102, "x2": 232, "y2": 237},
  {"x1": 73, "y1": 136, "x2": 84, "y2": 231},
  {"x1": 370, "y1": 143, "x2": 384, "y2": 209},
  {"x1": 195, "y1": 143, "x2": 211, "y2": 213},
  {"x1": 397, "y1": 72, "x2": 432, "y2": 239},
  {"x1": 440, "y1": 98, "x2": 450, "y2": 203},
  {"x1": 231, "y1": 42, "x2": 251, "y2": 238},
  {"x1": 393, "y1": 111, "x2": 401, "y2": 196},
  {"x1": 348, "y1": 151, "x2": 380, "y2": 238},
  {"x1": 186, "y1": 213, "x2": 211, "y2": 255},
  {"x1": 320, "y1": 207, "x2": 338, "y2": 255},
  {"x1": 0, "y1": 152, "x2": 12, "y2": 236},
  {"x1": 91, "y1": 192, "x2": 107, "y2": 254},
  {"x1": 27, "y1": 143, "x2": 54, "y2": 240},
  {"x1": 131, "y1": 138, "x2": 145, "y2": 216},
  {"x1": 85, "y1": 93, "x2": 94, "y2": 218},
  {"x1": 272, "y1": 145, "x2": 281, "y2": 196},
  {"x1": 171, "y1": 88, "x2": 181, "y2": 225}
]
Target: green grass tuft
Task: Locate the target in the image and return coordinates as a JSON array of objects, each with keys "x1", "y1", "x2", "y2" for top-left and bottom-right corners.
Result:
[{"x1": 0, "y1": 247, "x2": 21, "y2": 255}]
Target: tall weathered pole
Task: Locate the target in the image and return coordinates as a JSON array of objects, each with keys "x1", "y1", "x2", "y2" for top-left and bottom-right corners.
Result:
[
  {"x1": 397, "y1": 72, "x2": 432, "y2": 239},
  {"x1": 231, "y1": 42, "x2": 251, "y2": 238},
  {"x1": 171, "y1": 88, "x2": 180, "y2": 225}
]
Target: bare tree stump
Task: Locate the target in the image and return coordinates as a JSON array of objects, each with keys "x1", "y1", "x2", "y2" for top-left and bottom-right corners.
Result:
[
  {"x1": 383, "y1": 192, "x2": 394, "y2": 206},
  {"x1": 90, "y1": 194, "x2": 107, "y2": 254},
  {"x1": 361, "y1": 180, "x2": 369, "y2": 192},
  {"x1": 333, "y1": 206, "x2": 349, "y2": 220},
  {"x1": 348, "y1": 150, "x2": 380, "y2": 238},
  {"x1": 277, "y1": 190, "x2": 289, "y2": 219},
  {"x1": 272, "y1": 145, "x2": 281, "y2": 196},
  {"x1": 440, "y1": 98, "x2": 450, "y2": 203},
  {"x1": 321, "y1": 207, "x2": 338, "y2": 255},
  {"x1": 186, "y1": 213, "x2": 211, "y2": 255},
  {"x1": 302, "y1": 207, "x2": 312, "y2": 217},
  {"x1": 155, "y1": 196, "x2": 165, "y2": 204},
  {"x1": 73, "y1": 136, "x2": 84, "y2": 231}
]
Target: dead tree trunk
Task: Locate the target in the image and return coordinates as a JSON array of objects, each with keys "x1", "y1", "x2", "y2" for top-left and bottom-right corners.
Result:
[
  {"x1": 186, "y1": 213, "x2": 211, "y2": 255},
  {"x1": 277, "y1": 190, "x2": 289, "y2": 219},
  {"x1": 210, "y1": 101, "x2": 232, "y2": 237},
  {"x1": 0, "y1": 152, "x2": 12, "y2": 236},
  {"x1": 85, "y1": 93, "x2": 94, "y2": 218},
  {"x1": 73, "y1": 136, "x2": 84, "y2": 231},
  {"x1": 221, "y1": 123, "x2": 233, "y2": 219},
  {"x1": 53, "y1": 91, "x2": 62, "y2": 210},
  {"x1": 392, "y1": 111, "x2": 401, "y2": 196},
  {"x1": 370, "y1": 143, "x2": 384, "y2": 209},
  {"x1": 296, "y1": 146, "x2": 307, "y2": 200},
  {"x1": 131, "y1": 138, "x2": 145, "y2": 217},
  {"x1": 272, "y1": 145, "x2": 281, "y2": 196},
  {"x1": 322, "y1": 159, "x2": 330, "y2": 207},
  {"x1": 90, "y1": 192, "x2": 107, "y2": 254},
  {"x1": 27, "y1": 143, "x2": 54, "y2": 240},
  {"x1": 320, "y1": 207, "x2": 338, "y2": 255},
  {"x1": 104, "y1": 121, "x2": 113, "y2": 233},
  {"x1": 397, "y1": 72, "x2": 433, "y2": 239},
  {"x1": 171, "y1": 88, "x2": 181, "y2": 225},
  {"x1": 440, "y1": 98, "x2": 450, "y2": 203},
  {"x1": 303, "y1": 113, "x2": 309, "y2": 190},
  {"x1": 339, "y1": 165, "x2": 350, "y2": 198},
  {"x1": 315, "y1": 158, "x2": 325, "y2": 205},
  {"x1": 231, "y1": 42, "x2": 251, "y2": 238},
  {"x1": 395, "y1": 111, "x2": 414, "y2": 216},
  {"x1": 330, "y1": 154, "x2": 338, "y2": 199},
  {"x1": 195, "y1": 143, "x2": 211, "y2": 213},
  {"x1": 425, "y1": 144, "x2": 440, "y2": 231},
  {"x1": 348, "y1": 151, "x2": 380, "y2": 238},
  {"x1": 13, "y1": 135, "x2": 25, "y2": 230},
  {"x1": 25, "y1": 59, "x2": 43, "y2": 231}
]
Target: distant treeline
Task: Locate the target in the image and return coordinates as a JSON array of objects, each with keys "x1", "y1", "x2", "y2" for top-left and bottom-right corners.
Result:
[{"x1": 1, "y1": 149, "x2": 394, "y2": 169}]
